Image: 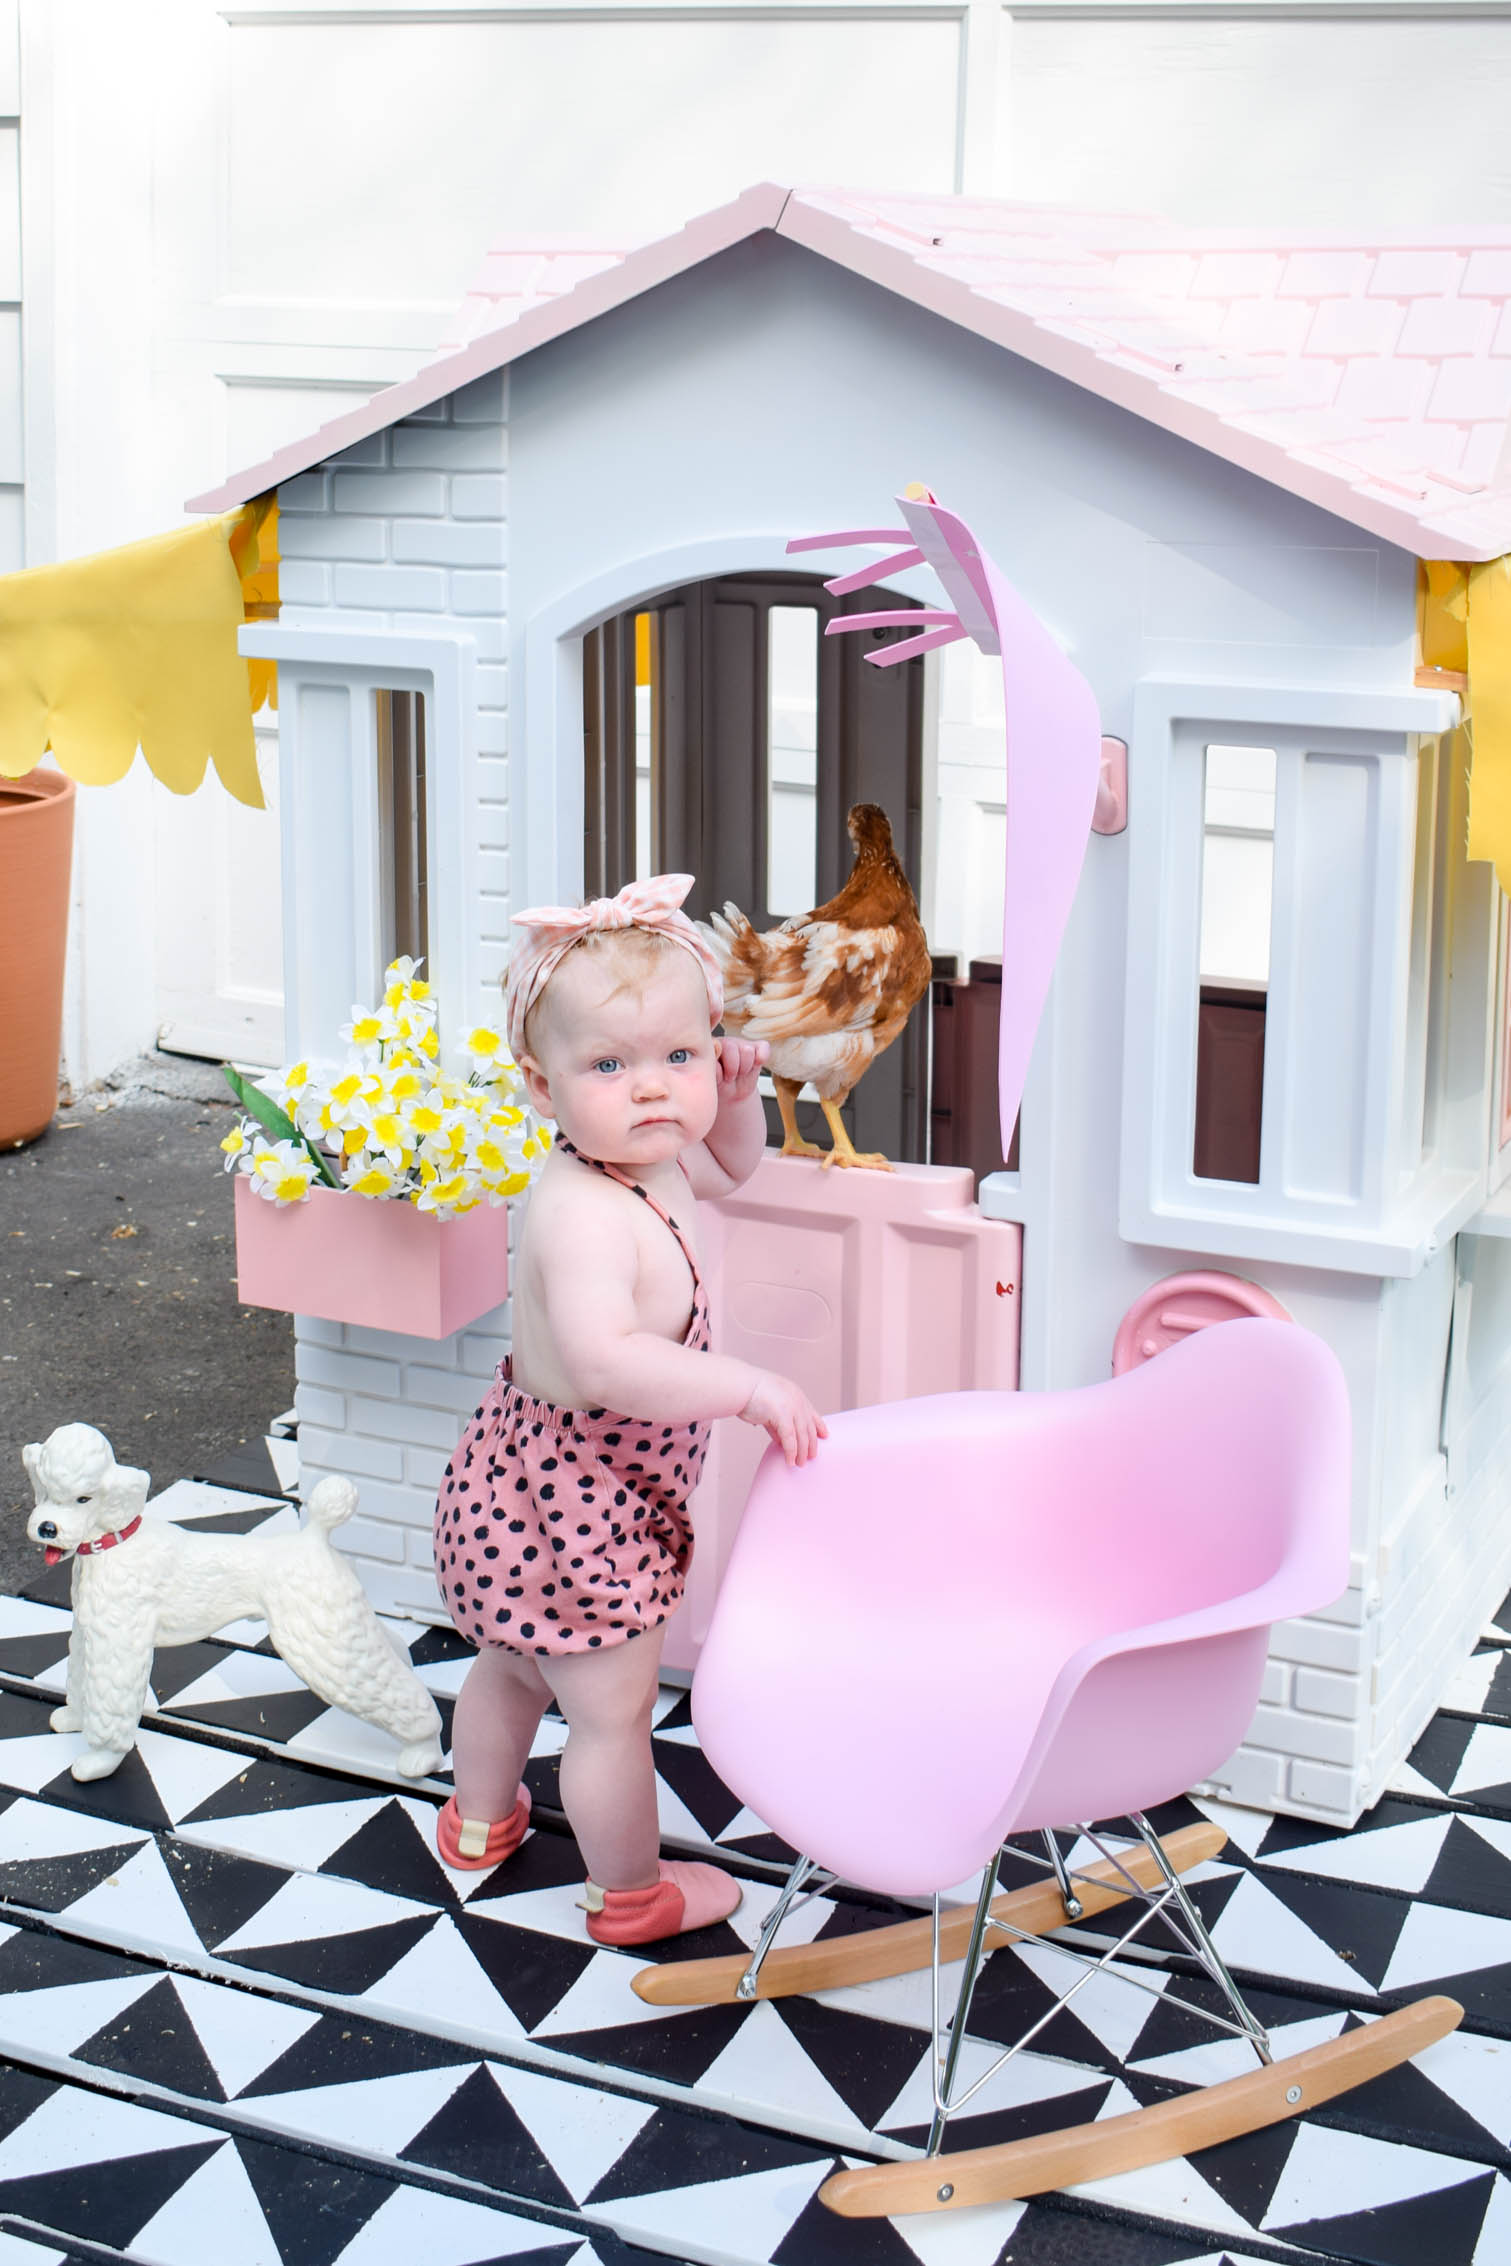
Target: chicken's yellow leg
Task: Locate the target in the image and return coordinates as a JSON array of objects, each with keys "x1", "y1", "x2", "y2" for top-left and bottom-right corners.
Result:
[
  {"x1": 774, "y1": 1076, "x2": 825, "y2": 1160},
  {"x1": 818, "y1": 1099, "x2": 892, "y2": 1172}
]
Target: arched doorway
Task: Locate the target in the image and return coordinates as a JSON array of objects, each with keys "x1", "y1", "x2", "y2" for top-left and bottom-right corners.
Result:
[{"x1": 582, "y1": 569, "x2": 928, "y2": 1162}]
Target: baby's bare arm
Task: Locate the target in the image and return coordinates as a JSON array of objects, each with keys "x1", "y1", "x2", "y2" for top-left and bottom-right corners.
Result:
[{"x1": 542, "y1": 1189, "x2": 760, "y2": 1423}]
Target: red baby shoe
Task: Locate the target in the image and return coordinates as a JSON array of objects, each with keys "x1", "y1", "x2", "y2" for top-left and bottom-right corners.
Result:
[
  {"x1": 580, "y1": 1859, "x2": 742, "y2": 1945},
  {"x1": 435, "y1": 1788, "x2": 531, "y2": 1870}
]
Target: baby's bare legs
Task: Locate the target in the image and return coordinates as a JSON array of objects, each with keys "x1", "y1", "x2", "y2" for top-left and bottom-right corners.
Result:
[
  {"x1": 544, "y1": 1626, "x2": 666, "y2": 1890},
  {"x1": 451, "y1": 1643, "x2": 551, "y2": 1821}
]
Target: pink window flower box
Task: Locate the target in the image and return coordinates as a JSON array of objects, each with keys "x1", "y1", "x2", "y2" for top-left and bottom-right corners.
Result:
[{"x1": 233, "y1": 1175, "x2": 510, "y2": 1339}]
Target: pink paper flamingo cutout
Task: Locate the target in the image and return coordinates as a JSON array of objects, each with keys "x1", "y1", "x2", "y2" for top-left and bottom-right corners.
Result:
[{"x1": 788, "y1": 491, "x2": 1103, "y2": 1161}]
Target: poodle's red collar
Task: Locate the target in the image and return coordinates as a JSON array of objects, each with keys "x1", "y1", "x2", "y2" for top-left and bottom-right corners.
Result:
[{"x1": 55, "y1": 1513, "x2": 144, "y2": 1567}]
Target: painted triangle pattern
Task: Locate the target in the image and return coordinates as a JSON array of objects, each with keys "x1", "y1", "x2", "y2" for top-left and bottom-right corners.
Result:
[{"x1": 1, "y1": 1468, "x2": 1511, "y2": 2261}]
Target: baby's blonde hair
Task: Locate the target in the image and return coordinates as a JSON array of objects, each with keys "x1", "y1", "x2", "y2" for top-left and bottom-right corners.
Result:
[{"x1": 516, "y1": 925, "x2": 693, "y2": 1057}]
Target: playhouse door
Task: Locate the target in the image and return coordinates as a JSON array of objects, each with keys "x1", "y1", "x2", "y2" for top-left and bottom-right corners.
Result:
[
  {"x1": 662, "y1": 1154, "x2": 1022, "y2": 1675},
  {"x1": 583, "y1": 571, "x2": 929, "y2": 1160}
]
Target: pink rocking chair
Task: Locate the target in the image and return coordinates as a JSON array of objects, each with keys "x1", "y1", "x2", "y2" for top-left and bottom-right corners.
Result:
[{"x1": 636, "y1": 1319, "x2": 1462, "y2": 2217}]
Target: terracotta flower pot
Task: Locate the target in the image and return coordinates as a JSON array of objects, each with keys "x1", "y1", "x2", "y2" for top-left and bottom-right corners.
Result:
[
  {"x1": 233, "y1": 1173, "x2": 511, "y2": 1339},
  {"x1": 0, "y1": 770, "x2": 76, "y2": 1149}
]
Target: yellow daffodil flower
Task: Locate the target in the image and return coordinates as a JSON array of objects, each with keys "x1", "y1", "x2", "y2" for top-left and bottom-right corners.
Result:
[
  {"x1": 247, "y1": 1138, "x2": 317, "y2": 1207},
  {"x1": 365, "y1": 1111, "x2": 414, "y2": 1167},
  {"x1": 338, "y1": 1004, "x2": 396, "y2": 1053},
  {"x1": 463, "y1": 1026, "x2": 508, "y2": 1072},
  {"x1": 326, "y1": 1069, "x2": 380, "y2": 1129},
  {"x1": 219, "y1": 1122, "x2": 252, "y2": 1171},
  {"x1": 416, "y1": 1170, "x2": 475, "y2": 1215},
  {"x1": 343, "y1": 1156, "x2": 399, "y2": 1199},
  {"x1": 257, "y1": 1058, "x2": 313, "y2": 1113}
]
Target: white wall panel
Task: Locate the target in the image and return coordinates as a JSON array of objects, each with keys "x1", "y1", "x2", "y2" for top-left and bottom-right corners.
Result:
[
  {"x1": 0, "y1": 305, "x2": 21, "y2": 484},
  {"x1": 0, "y1": 483, "x2": 20, "y2": 571},
  {"x1": 1004, "y1": 18, "x2": 1511, "y2": 226},
  {"x1": 224, "y1": 15, "x2": 962, "y2": 302},
  {"x1": 0, "y1": 0, "x2": 17, "y2": 116},
  {"x1": 0, "y1": 123, "x2": 19, "y2": 301}
]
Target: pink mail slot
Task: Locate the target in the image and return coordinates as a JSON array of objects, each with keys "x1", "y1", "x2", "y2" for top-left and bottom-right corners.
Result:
[{"x1": 665, "y1": 1153, "x2": 1022, "y2": 1673}]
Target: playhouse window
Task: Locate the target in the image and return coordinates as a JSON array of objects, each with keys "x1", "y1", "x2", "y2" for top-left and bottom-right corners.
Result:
[
  {"x1": 1193, "y1": 744, "x2": 1274, "y2": 1184},
  {"x1": 375, "y1": 688, "x2": 428, "y2": 974}
]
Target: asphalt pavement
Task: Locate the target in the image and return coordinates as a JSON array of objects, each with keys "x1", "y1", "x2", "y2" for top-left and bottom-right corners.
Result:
[{"x1": 0, "y1": 1053, "x2": 295, "y2": 1596}]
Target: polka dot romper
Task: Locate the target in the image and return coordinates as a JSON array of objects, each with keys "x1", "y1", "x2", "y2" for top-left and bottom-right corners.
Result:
[{"x1": 433, "y1": 1140, "x2": 711, "y2": 1657}]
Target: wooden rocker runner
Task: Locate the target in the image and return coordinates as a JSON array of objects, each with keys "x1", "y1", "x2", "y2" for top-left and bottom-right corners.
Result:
[
  {"x1": 636, "y1": 1819, "x2": 1226, "y2": 2005},
  {"x1": 642, "y1": 1317, "x2": 1462, "y2": 2217}
]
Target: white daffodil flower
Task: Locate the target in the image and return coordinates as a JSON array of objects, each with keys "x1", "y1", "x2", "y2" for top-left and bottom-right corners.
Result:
[
  {"x1": 404, "y1": 1098, "x2": 450, "y2": 1143},
  {"x1": 382, "y1": 954, "x2": 431, "y2": 999},
  {"x1": 325, "y1": 1069, "x2": 382, "y2": 1130},
  {"x1": 255, "y1": 1059, "x2": 314, "y2": 1115},
  {"x1": 462, "y1": 1025, "x2": 511, "y2": 1074},
  {"x1": 219, "y1": 1120, "x2": 255, "y2": 1172},
  {"x1": 342, "y1": 1154, "x2": 400, "y2": 1199},
  {"x1": 338, "y1": 1004, "x2": 396, "y2": 1055},
  {"x1": 248, "y1": 1138, "x2": 318, "y2": 1207},
  {"x1": 415, "y1": 1168, "x2": 480, "y2": 1217},
  {"x1": 389, "y1": 996, "x2": 437, "y2": 1045},
  {"x1": 479, "y1": 1171, "x2": 531, "y2": 1203},
  {"x1": 364, "y1": 1109, "x2": 416, "y2": 1169},
  {"x1": 381, "y1": 1064, "x2": 426, "y2": 1108}
]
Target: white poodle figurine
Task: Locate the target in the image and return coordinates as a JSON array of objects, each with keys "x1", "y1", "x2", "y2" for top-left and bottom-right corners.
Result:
[{"x1": 23, "y1": 1423, "x2": 445, "y2": 1784}]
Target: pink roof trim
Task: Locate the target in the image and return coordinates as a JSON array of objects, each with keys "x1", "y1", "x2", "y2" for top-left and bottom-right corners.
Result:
[{"x1": 188, "y1": 183, "x2": 1511, "y2": 560}]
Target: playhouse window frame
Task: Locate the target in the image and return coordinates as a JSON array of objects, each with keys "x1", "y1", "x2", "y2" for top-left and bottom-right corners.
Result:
[
  {"x1": 239, "y1": 622, "x2": 476, "y2": 1063},
  {"x1": 1120, "y1": 678, "x2": 1470, "y2": 1278}
]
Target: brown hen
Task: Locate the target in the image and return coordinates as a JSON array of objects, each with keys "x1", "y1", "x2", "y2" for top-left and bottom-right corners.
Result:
[{"x1": 703, "y1": 803, "x2": 932, "y2": 1169}]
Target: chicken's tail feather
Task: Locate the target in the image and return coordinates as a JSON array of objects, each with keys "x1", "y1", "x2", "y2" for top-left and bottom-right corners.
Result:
[
  {"x1": 700, "y1": 902, "x2": 770, "y2": 1018},
  {"x1": 707, "y1": 903, "x2": 753, "y2": 946}
]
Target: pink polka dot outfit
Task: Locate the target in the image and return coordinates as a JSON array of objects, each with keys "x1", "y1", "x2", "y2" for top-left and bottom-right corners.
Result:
[{"x1": 433, "y1": 1141, "x2": 711, "y2": 1656}]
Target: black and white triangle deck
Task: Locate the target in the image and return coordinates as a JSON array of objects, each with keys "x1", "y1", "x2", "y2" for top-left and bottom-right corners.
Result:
[{"x1": 0, "y1": 1453, "x2": 1508, "y2": 2264}]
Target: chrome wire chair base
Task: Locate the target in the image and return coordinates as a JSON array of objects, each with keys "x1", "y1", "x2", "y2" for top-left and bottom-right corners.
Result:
[
  {"x1": 920, "y1": 1811, "x2": 1274, "y2": 2154},
  {"x1": 734, "y1": 1854, "x2": 836, "y2": 2000},
  {"x1": 729, "y1": 1812, "x2": 1273, "y2": 2152},
  {"x1": 639, "y1": 1821, "x2": 1463, "y2": 2217}
]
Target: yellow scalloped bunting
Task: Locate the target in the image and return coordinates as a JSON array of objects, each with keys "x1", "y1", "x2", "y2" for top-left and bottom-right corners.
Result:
[{"x1": 0, "y1": 494, "x2": 277, "y2": 808}]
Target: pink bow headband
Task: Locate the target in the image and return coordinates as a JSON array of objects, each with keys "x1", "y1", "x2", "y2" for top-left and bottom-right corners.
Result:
[{"x1": 504, "y1": 874, "x2": 724, "y2": 1060}]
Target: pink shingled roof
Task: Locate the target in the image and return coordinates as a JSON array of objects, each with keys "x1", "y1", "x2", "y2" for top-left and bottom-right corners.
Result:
[{"x1": 188, "y1": 183, "x2": 1511, "y2": 560}]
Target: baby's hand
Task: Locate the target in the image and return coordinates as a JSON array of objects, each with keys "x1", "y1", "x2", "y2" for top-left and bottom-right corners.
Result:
[
  {"x1": 715, "y1": 1036, "x2": 768, "y2": 1106},
  {"x1": 739, "y1": 1371, "x2": 828, "y2": 1465}
]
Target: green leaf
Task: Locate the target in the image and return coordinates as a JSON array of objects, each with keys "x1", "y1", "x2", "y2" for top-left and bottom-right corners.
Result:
[{"x1": 220, "y1": 1064, "x2": 340, "y2": 1188}]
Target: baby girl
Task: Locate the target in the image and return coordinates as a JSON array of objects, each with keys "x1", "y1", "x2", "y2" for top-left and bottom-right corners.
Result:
[{"x1": 431, "y1": 874, "x2": 826, "y2": 1945}]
